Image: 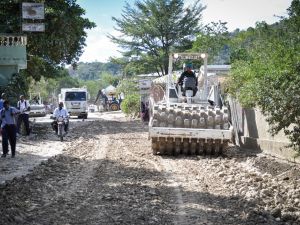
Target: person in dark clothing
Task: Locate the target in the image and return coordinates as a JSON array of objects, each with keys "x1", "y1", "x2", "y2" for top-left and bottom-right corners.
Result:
[
  {"x1": 94, "y1": 89, "x2": 109, "y2": 111},
  {"x1": 0, "y1": 100, "x2": 20, "y2": 158},
  {"x1": 141, "y1": 101, "x2": 149, "y2": 122},
  {"x1": 17, "y1": 95, "x2": 31, "y2": 136},
  {"x1": 177, "y1": 63, "x2": 198, "y2": 96}
]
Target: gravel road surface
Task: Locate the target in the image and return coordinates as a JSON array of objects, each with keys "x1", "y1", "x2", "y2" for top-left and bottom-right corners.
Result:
[{"x1": 0, "y1": 111, "x2": 299, "y2": 225}]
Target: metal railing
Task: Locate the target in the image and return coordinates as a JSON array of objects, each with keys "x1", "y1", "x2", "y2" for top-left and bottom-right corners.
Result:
[{"x1": 0, "y1": 35, "x2": 27, "y2": 46}]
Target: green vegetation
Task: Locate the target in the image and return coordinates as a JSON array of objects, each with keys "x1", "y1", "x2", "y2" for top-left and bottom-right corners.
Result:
[
  {"x1": 27, "y1": 67, "x2": 121, "y2": 103},
  {"x1": 69, "y1": 62, "x2": 121, "y2": 80},
  {"x1": 227, "y1": 0, "x2": 300, "y2": 152},
  {"x1": 192, "y1": 21, "x2": 230, "y2": 64},
  {"x1": 28, "y1": 70, "x2": 80, "y2": 103},
  {"x1": 120, "y1": 94, "x2": 140, "y2": 117},
  {"x1": 0, "y1": 0, "x2": 95, "y2": 95},
  {"x1": 116, "y1": 79, "x2": 140, "y2": 117},
  {"x1": 109, "y1": 0, "x2": 205, "y2": 76}
]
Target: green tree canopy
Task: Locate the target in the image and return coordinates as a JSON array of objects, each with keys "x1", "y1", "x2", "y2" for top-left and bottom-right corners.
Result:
[
  {"x1": 0, "y1": 0, "x2": 95, "y2": 81},
  {"x1": 109, "y1": 0, "x2": 205, "y2": 75},
  {"x1": 192, "y1": 21, "x2": 230, "y2": 64},
  {"x1": 227, "y1": 0, "x2": 300, "y2": 152},
  {"x1": 69, "y1": 62, "x2": 122, "y2": 80}
]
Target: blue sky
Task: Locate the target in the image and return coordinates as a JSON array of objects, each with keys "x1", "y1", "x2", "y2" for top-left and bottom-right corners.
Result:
[
  {"x1": 77, "y1": 0, "x2": 292, "y2": 62},
  {"x1": 77, "y1": 0, "x2": 136, "y2": 29}
]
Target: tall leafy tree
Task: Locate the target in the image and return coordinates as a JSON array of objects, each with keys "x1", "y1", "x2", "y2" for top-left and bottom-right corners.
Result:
[
  {"x1": 109, "y1": 0, "x2": 205, "y2": 75},
  {"x1": 69, "y1": 62, "x2": 121, "y2": 81},
  {"x1": 193, "y1": 21, "x2": 230, "y2": 64},
  {"x1": 0, "y1": 0, "x2": 95, "y2": 82}
]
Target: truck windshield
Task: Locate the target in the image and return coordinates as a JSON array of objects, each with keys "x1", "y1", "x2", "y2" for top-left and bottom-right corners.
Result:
[{"x1": 65, "y1": 92, "x2": 86, "y2": 101}]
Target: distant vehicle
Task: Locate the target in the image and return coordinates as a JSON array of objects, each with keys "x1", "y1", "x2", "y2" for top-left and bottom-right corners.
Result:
[
  {"x1": 95, "y1": 85, "x2": 121, "y2": 111},
  {"x1": 29, "y1": 93, "x2": 46, "y2": 117},
  {"x1": 58, "y1": 87, "x2": 89, "y2": 119}
]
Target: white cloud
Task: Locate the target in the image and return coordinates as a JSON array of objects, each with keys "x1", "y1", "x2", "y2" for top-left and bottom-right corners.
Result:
[
  {"x1": 79, "y1": 28, "x2": 122, "y2": 63},
  {"x1": 201, "y1": 0, "x2": 291, "y2": 31}
]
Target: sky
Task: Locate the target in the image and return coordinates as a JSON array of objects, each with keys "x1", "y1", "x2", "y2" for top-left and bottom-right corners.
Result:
[{"x1": 77, "y1": 0, "x2": 292, "y2": 63}]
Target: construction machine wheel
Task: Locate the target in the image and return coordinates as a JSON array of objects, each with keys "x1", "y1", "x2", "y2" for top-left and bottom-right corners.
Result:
[
  {"x1": 182, "y1": 139, "x2": 189, "y2": 155},
  {"x1": 190, "y1": 140, "x2": 197, "y2": 155},
  {"x1": 158, "y1": 137, "x2": 166, "y2": 155},
  {"x1": 205, "y1": 140, "x2": 213, "y2": 155},
  {"x1": 149, "y1": 103, "x2": 231, "y2": 156},
  {"x1": 214, "y1": 140, "x2": 221, "y2": 156},
  {"x1": 110, "y1": 103, "x2": 120, "y2": 111},
  {"x1": 197, "y1": 140, "x2": 205, "y2": 155},
  {"x1": 166, "y1": 138, "x2": 174, "y2": 155},
  {"x1": 221, "y1": 141, "x2": 229, "y2": 154},
  {"x1": 152, "y1": 138, "x2": 159, "y2": 155},
  {"x1": 174, "y1": 138, "x2": 181, "y2": 156}
]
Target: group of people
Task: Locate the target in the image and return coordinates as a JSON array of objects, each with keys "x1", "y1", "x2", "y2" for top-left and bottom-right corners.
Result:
[
  {"x1": 0, "y1": 92, "x2": 70, "y2": 158},
  {"x1": 0, "y1": 93, "x2": 31, "y2": 158}
]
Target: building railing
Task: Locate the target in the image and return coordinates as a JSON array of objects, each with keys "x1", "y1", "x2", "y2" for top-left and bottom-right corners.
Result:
[{"x1": 0, "y1": 35, "x2": 27, "y2": 46}]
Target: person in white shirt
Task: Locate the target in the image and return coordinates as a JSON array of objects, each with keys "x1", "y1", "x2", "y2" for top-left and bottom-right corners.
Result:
[
  {"x1": 16, "y1": 95, "x2": 31, "y2": 136},
  {"x1": 52, "y1": 102, "x2": 69, "y2": 134}
]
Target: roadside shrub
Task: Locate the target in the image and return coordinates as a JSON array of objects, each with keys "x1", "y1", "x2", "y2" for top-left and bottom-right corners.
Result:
[{"x1": 121, "y1": 94, "x2": 140, "y2": 117}]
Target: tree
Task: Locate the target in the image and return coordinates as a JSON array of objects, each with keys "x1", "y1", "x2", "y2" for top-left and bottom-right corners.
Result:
[
  {"x1": 116, "y1": 79, "x2": 139, "y2": 96},
  {"x1": 227, "y1": 0, "x2": 300, "y2": 153},
  {"x1": 0, "y1": 0, "x2": 95, "y2": 81},
  {"x1": 192, "y1": 21, "x2": 230, "y2": 64},
  {"x1": 27, "y1": 69, "x2": 80, "y2": 103},
  {"x1": 100, "y1": 72, "x2": 120, "y2": 88},
  {"x1": 0, "y1": 74, "x2": 30, "y2": 105},
  {"x1": 79, "y1": 79, "x2": 102, "y2": 101},
  {"x1": 109, "y1": 0, "x2": 205, "y2": 75},
  {"x1": 69, "y1": 62, "x2": 122, "y2": 81}
]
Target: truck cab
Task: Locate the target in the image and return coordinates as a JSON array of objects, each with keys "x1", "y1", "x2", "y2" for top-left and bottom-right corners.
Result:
[{"x1": 59, "y1": 88, "x2": 89, "y2": 119}]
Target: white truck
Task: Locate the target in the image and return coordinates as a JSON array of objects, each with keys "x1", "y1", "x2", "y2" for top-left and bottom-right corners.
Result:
[{"x1": 58, "y1": 87, "x2": 89, "y2": 119}]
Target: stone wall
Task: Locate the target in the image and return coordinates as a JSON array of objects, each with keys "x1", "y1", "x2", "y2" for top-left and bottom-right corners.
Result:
[{"x1": 229, "y1": 98, "x2": 299, "y2": 163}]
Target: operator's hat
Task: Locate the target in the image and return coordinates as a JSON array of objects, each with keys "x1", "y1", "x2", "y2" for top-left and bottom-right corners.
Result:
[{"x1": 186, "y1": 63, "x2": 193, "y2": 69}]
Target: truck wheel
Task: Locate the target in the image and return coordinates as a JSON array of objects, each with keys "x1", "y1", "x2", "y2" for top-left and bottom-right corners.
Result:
[{"x1": 110, "y1": 103, "x2": 119, "y2": 111}]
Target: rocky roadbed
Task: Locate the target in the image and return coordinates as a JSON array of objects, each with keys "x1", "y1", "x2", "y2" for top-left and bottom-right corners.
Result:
[{"x1": 0, "y1": 112, "x2": 299, "y2": 225}]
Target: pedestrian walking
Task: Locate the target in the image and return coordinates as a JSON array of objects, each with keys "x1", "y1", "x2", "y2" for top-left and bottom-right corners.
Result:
[
  {"x1": 17, "y1": 95, "x2": 31, "y2": 136},
  {"x1": 0, "y1": 100, "x2": 19, "y2": 158}
]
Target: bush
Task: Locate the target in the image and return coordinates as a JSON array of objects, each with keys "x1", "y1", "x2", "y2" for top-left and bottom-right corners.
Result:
[{"x1": 121, "y1": 94, "x2": 140, "y2": 117}]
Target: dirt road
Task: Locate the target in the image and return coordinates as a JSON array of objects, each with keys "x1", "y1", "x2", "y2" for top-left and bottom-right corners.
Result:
[{"x1": 0, "y1": 112, "x2": 299, "y2": 224}]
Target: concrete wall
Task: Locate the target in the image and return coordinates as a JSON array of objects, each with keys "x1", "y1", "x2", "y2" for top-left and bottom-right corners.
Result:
[{"x1": 229, "y1": 98, "x2": 299, "y2": 163}]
